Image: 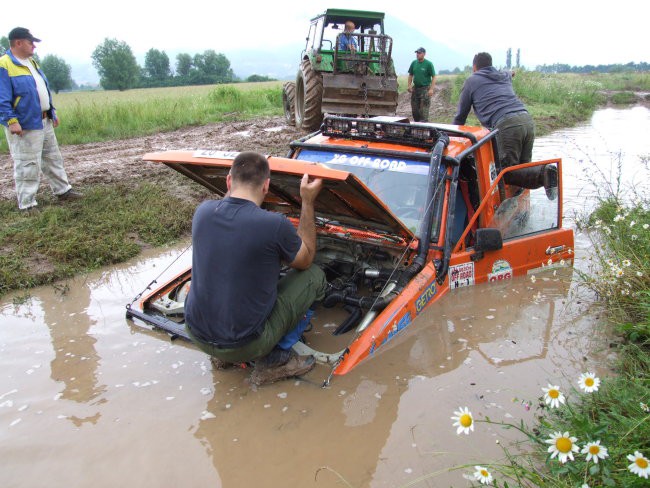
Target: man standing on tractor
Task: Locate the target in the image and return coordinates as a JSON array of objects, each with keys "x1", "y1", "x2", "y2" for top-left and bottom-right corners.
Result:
[{"x1": 407, "y1": 47, "x2": 436, "y2": 122}]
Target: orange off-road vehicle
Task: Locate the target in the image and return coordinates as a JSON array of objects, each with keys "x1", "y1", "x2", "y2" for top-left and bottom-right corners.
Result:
[{"x1": 126, "y1": 115, "x2": 573, "y2": 383}]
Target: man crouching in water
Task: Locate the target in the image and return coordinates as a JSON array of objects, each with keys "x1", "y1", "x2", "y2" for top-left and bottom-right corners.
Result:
[{"x1": 185, "y1": 151, "x2": 328, "y2": 386}]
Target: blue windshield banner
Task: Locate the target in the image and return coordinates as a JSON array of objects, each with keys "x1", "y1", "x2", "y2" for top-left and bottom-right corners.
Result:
[{"x1": 298, "y1": 150, "x2": 429, "y2": 175}]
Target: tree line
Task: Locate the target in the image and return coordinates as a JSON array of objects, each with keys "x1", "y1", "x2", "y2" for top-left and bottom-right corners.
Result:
[{"x1": 0, "y1": 36, "x2": 273, "y2": 93}]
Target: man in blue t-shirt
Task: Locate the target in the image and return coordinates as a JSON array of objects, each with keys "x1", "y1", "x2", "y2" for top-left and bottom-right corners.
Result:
[
  {"x1": 338, "y1": 21, "x2": 358, "y2": 52},
  {"x1": 185, "y1": 151, "x2": 328, "y2": 385}
]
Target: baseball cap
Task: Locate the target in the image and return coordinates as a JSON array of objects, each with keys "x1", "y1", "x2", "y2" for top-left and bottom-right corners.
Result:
[
  {"x1": 8, "y1": 27, "x2": 41, "y2": 42},
  {"x1": 415, "y1": 47, "x2": 426, "y2": 54}
]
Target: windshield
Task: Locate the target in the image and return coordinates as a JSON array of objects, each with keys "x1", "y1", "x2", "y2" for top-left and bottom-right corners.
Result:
[
  {"x1": 296, "y1": 149, "x2": 432, "y2": 234},
  {"x1": 321, "y1": 21, "x2": 383, "y2": 51}
]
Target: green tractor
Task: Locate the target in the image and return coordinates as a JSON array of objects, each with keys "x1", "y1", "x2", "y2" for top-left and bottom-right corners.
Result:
[{"x1": 283, "y1": 9, "x2": 398, "y2": 131}]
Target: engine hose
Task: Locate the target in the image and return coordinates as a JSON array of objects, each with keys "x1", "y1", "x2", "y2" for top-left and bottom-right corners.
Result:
[{"x1": 332, "y1": 307, "x2": 363, "y2": 335}]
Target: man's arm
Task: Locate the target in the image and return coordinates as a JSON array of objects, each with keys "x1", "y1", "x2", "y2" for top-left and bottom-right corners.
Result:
[
  {"x1": 429, "y1": 75, "x2": 436, "y2": 97},
  {"x1": 407, "y1": 74, "x2": 414, "y2": 93},
  {"x1": 289, "y1": 174, "x2": 323, "y2": 270},
  {"x1": 0, "y1": 66, "x2": 21, "y2": 133}
]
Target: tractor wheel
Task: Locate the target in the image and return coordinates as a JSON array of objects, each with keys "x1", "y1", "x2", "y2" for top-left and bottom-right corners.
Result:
[
  {"x1": 282, "y1": 82, "x2": 296, "y2": 126},
  {"x1": 295, "y1": 58, "x2": 323, "y2": 131}
]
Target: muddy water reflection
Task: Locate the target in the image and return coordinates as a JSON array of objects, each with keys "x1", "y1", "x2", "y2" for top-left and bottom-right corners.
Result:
[{"x1": 1, "y1": 107, "x2": 648, "y2": 488}]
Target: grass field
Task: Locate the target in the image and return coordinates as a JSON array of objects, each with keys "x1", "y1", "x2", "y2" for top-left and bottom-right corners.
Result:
[{"x1": 1, "y1": 72, "x2": 648, "y2": 297}]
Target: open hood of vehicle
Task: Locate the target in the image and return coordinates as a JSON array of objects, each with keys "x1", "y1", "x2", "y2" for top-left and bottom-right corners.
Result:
[{"x1": 142, "y1": 150, "x2": 415, "y2": 241}]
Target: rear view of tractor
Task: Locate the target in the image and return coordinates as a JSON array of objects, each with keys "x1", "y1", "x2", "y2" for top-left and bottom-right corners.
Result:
[{"x1": 283, "y1": 9, "x2": 398, "y2": 131}]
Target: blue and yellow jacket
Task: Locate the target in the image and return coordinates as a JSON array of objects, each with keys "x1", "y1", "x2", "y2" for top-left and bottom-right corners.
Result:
[{"x1": 0, "y1": 50, "x2": 56, "y2": 130}]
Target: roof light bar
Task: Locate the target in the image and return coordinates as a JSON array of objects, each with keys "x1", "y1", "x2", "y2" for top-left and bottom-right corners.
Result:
[{"x1": 322, "y1": 116, "x2": 439, "y2": 148}]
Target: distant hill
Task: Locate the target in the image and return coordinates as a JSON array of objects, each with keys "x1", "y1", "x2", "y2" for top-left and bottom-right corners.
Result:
[
  {"x1": 68, "y1": 14, "x2": 468, "y2": 85},
  {"x1": 224, "y1": 14, "x2": 466, "y2": 80}
]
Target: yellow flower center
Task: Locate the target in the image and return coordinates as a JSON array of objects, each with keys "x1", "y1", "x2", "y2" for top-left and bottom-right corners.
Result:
[
  {"x1": 636, "y1": 457, "x2": 649, "y2": 469},
  {"x1": 460, "y1": 414, "x2": 472, "y2": 427},
  {"x1": 585, "y1": 378, "x2": 594, "y2": 387},
  {"x1": 556, "y1": 437, "x2": 572, "y2": 453},
  {"x1": 589, "y1": 445, "x2": 600, "y2": 455},
  {"x1": 480, "y1": 469, "x2": 489, "y2": 477},
  {"x1": 549, "y1": 389, "x2": 559, "y2": 399}
]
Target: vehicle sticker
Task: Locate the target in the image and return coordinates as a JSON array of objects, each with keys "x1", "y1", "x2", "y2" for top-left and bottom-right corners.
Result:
[
  {"x1": 415, "y1": 281, "x2": 437, "y2": 314},
  {"x1": 489, "y1": 161, "x2": 497, "y2": 186},
  {"x1": 373, "y1": 312, "x2": 413, "y2": 352},
  {"x1": 449, "y1": 262, "x2": 475, "y2": 289},
  {"x1": 488, "y1": 259, "x2": 513, "y2": 282},
  {"x1": 193, "y1": 150, "x2": 240, "y2": 159},
  {"x1": 298, "y1": 149, "x2": 429, "y2": 175}
]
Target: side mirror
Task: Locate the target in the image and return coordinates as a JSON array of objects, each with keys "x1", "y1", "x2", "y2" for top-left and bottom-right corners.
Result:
[{"x1": 471, "y1": 228, "x2": 503, "y2": 261}]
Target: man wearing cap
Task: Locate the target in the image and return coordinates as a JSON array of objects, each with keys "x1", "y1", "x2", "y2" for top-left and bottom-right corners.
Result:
[
  {"x1": 0, "y1": 27, "x2": 81, "y2": 212},
  {"x1": 407, "y1": 47, "x2": 436, "y2": 122}
]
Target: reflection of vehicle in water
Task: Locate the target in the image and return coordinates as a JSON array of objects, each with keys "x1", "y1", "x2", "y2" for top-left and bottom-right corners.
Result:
[{"x1": 126, "y1": 115, "x2": 574, "y2": 381}]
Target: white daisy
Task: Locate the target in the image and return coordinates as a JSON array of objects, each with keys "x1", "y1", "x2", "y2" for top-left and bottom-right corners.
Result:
[
  {"x1": 451, "y1": 406, "x2": 474, "y2": 435},
  {"x1": 542, "y1": 384, "x2": 566, "y2": 408},
  {"x1": 581, "y1": 440, "x2": 609, "y2": 463},
  {"x1": 473, "y1": 466, "x2": 493, "y2": 485},
  {"x1": 627, "y1": 451, "x2": 650, "y2": 479},
  {"x1": 577, "y1": 372, "x2": 600, "y2": 393},
  {"x1": 546, "y1": 431, "x2": 579, "y2": 463}
]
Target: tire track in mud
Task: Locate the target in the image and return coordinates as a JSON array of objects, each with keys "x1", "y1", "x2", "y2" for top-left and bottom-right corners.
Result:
[
  {"x1": 0, "y1": 116, "x2": 304, "y2": 202},
  {"x1": 0, "y1": 85, "x2": 453, "y2": 203}
]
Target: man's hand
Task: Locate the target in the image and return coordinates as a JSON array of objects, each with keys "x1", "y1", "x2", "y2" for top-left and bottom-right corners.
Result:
[
  {"x1": 407, "y1": 85, "x2": 413, "y2": 93},
  {"x1": 300, "y1": 173, "x2": 322, "y2": 204},
  {"x1": 428, "y1": 87, "x2": 434, "y2": 97},
  {"x1": 8, "y1": 122, "x2": 23, "y2": 136},
  {"x1": 53, "y1": 117, "x2": 60, "y2": 128},
  {"x1": 291, "y1": 174, "x2": 322, "y2": 270}
]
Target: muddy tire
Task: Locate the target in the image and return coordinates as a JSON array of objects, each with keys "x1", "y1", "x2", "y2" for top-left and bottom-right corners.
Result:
[
  {"x1": 282, "y1": 82, "x2": 296, "y2": 126},
  {"x1": 295, "y1": 58, "x2": 323, "y2": 131}
]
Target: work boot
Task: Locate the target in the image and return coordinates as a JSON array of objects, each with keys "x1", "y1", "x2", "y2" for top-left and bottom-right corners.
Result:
[
  {"x1": 58, "y1": 189, "x2": 83, "y2": 201},
  {"x1": 249, "y1": 349, "x2": 315, "y2": 386},
  {"x1": 210, "y1": 356, "x2": 235, "y2": 370},
  {"x1": 19, "y1": 205, "x2": 40, "y2": 216},
  {"x1": 543, "y1": 165, "x2": 558, "y2": 200}
]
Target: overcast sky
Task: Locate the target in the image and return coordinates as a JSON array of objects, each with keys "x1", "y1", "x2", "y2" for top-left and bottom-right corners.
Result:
[{"x1": 2, "y1": 0, "x2": 646, "y2": 73}]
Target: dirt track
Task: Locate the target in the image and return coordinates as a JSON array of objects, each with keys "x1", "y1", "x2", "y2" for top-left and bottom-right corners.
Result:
[{"x1": 0, "y1": 88, "x2": 455, "y2": 204}]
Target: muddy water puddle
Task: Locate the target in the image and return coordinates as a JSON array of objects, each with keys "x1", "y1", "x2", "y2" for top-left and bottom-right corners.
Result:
[
  {"x1": 2, "y1": 107, "x2": 648, "y2": 488},
  {"x1": 0, "y1": 242, "x2": 607, "y2": 488}
]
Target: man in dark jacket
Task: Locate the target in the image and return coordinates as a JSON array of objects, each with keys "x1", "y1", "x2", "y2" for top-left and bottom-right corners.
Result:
[{"x1": 453, "y1": 52, "x2": 556, "y2": 196}]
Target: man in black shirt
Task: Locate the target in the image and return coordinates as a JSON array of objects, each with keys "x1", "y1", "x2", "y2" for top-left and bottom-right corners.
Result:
[{"x1": 185, "y1": 151, "x2": 328, "y2": 385}]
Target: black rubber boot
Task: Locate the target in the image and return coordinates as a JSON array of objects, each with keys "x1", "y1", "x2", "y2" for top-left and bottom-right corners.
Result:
[
  {"x1": 503, "y1": 164, "x2": 557, "y2": 200},
  {"x1": 542, "y1": 165, "x2": 558, "y2": 200}
]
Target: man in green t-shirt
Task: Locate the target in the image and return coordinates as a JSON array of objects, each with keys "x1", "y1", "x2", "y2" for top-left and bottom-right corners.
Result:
[{"x1": 407, "y1": 47, "x2": 436, "y2": 122}]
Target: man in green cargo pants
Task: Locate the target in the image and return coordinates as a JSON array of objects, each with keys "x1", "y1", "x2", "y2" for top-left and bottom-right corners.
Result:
[
  {"x1": 407, "y1": 47, "x2": 436, "y2": 122},
  {"x1": 184, "y1": 151, "x2": 328, "y2": 386}
]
